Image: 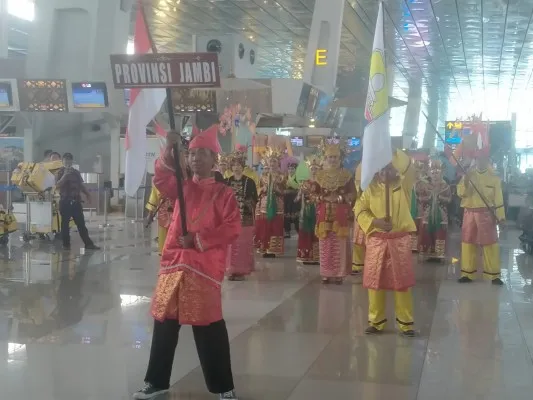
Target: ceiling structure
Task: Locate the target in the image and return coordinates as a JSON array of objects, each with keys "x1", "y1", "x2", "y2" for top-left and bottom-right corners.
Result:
[
  {"x1": 5, "y1": 0, "x2": 533, "y2": 124},
  {"x1": 138, "y1": 0, "x2": 533, "y2": 122}
]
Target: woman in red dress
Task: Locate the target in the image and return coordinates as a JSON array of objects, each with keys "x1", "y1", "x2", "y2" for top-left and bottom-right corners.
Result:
[
  {"x1": 225, "y1": 150, "x2": 258, "y2": 280},
  {"x1": 255, "y1": 147, "x2": 286, "y2": 257},
  {"x1": 296, "y1": 155, "x2": 321, "y2": 265}
]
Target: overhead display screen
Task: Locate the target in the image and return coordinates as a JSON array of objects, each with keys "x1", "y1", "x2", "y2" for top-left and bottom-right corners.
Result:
[
  {"x1": 290, "y1": 136, "x2": 304, "y2": 147},
  {"x1": 0, "y1": 82, "x2": 13, "y2": 108},
  {"x1": 72, "y1": 82, "x2": 108, "y2": 108},
  {"x1": 444, "y1": 120, "x2": 470, "y2": 145},
  {"x1": 346, "y1": 137, "x2": 361, "y2": 147},
  {"x1": 17, "y1": 79, "x2": 68, "y2": 112}
]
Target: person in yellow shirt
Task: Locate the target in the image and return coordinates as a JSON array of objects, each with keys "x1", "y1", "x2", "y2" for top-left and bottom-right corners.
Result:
[
  {"x1": 145, "y1": 185, "x2": 173, "y2": 255},
  {"x1": 355, "y1": 149, "x2": 417, "y2": 337},
  {"x1": 352, "y1": 163, "x2": 365, "y2": 275},
  {"x1": 456, "y1": 153, "x2": 505, "y2": 285}
]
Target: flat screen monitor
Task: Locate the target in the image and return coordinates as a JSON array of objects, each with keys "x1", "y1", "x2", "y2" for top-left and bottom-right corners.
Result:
[
  {"x1": 0, "y1": 82, "x2": 13, "y2": 108},
  {"x1": 290, "y1": 136, "x2": 304, "y2": 147},
  {"x1": 72, "y1": 82, "x2": 108, "y2": 108},
  {"x1": 307, "y1": 135, "x2": 324, "y2": 148},
  {"x1": 346, "y1": 137, "x2": 361, "y2": 147}
]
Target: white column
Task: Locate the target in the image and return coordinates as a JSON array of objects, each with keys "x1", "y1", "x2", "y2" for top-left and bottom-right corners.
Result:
[
  {"x1": 303, "y1": 0, "x2": 344, "y2": 95},
  {"x1": 402, "y1": 82, "x2": 422, "y2": 149},
  {"x1": 0, "y1": 0, "x2": 8, "y2": 58},
  {"x1": 23, "y1": 128, "x2": 34, "y2": 161}
]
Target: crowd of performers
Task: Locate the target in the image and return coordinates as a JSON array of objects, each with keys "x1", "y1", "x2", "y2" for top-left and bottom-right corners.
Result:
[{"x1": 144, "y1": 134, "x2": 506, "y2": 345}]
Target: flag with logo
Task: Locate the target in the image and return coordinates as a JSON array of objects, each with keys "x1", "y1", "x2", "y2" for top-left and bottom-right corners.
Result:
[
  {"x1": 360, "y1": 1, "x2": 392, "y2": 190},
  {"x1": 124, "y1": 1, "x2": 166, "y2": 196}
]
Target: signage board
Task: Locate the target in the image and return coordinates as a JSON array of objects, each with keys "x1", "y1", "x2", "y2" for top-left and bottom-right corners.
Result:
[{"x1": 110, "y1": 52, "x2": 221, "y2": 89}]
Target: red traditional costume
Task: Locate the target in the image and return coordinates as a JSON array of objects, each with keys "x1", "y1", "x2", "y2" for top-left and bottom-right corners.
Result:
[
  {"x1": 411, "y1": 160, "x2": 429, "y2": 251},
  {"x1": 352, "y1": 163, "x2": 365, "y2": 274},
  {"x1": 255, "y1": 147, "x2": 286, "y2": 256},
  {"x1": 296, "y1": 155, "x2": 321, "y2": 264},
  {"x1": 457, "y1": 150, "x2": 505, "y2": 284},
  {"x1": 225, "y1": 150, "x2": 258, "y2": 280},
  {"x1": 416, "y1": 159, "x2": 451, "y2": 260},
  {"x1": 355, "y1": 150, "x2": 417, "y2": 335},
  {"x1": 315, "y1": 141, "x2": 354, "y2": 284},
  {"x1": 137, "y1": 125, "x2": 240, "y2": 400}
]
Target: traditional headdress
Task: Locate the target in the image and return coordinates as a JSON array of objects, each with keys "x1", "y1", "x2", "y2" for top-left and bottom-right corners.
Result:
[
  {"x1": 228, "y1": 151, "x2": 247, "y2": 167},
  {"x1": 319, "y1": 138, "x2": 346, "y2": 159},
  {"x1": 218, "y1": 153, "x2": 229, "y2": 165},
  {"x1": 429, "y1": 158, "x2": 443, "y2": 171},
  {"x1": 261, "y1": 146, "x2": 283, "y2": 166},
  {"x1": 305, "y1": 154, "x2": 322, "y2": 168},
  {"x1": 189, "y1": 124, "x2": 221, "y2": 154}
]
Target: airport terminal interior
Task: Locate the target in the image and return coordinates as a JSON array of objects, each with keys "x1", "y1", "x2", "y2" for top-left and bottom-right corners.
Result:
[{"x1": 2, "y1": 0, "x2": 533, "y2": 399}]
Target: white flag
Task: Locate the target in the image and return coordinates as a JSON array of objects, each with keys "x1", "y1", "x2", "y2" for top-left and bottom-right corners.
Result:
[
  {"x1": 124, "y1": 2, "x2": 166, "y2": 196},
  {"x1": 360, "y1": 2, "x2": 392, "y2": 190}
]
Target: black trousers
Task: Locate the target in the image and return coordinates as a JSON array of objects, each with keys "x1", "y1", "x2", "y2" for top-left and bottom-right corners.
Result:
[
  {"x1": 284, "y1": 192, "x2": 300, "y2": 234},
  {"x1": 59, "y1": 199, "x2": 93, "y2": 247},
  {"x1": 145, "y1": 319, "x2": 235, "y2": 393}
]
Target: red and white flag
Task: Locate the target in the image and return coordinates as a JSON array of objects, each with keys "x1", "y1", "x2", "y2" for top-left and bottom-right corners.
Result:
[{"x1": 124, "y1": 1, "x2": 166, "y2": 196}]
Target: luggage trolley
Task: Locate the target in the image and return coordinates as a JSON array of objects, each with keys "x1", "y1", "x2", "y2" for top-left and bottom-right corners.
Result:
[{"x1": 22, "y1": 191, "x2": 59, "y2": 242}]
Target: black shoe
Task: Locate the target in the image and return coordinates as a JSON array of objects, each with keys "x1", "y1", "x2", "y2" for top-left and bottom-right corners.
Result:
[
  {"x1": 84, "y1": 244, "x2": 100, "y2": 250},
  {"x1": 133, "y1": 383, "x2": 168, "y2": 399},
  {"x1": 62, "y1": 244, "x2": 71, "y2": 251},
  {"x1": 365, "y1": 326, "x2": 383, "y2": 335},
  {"x1": 458, "y1": 276, "x2": 473, "y2": 283},
  {"x1": 492, "y1": 278, "x2": 504, "y2": 286},
  {"x1": 402, "y1": 330, "x2": 416, "y2": 337},
  {"x1": 262, "y1": 253, "x2": 275, "y2": 258}
]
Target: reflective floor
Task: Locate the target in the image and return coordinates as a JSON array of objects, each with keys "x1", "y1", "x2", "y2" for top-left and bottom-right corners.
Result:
[{"x1": 1, "y1": 221, "x2": 533, "y2": 400}]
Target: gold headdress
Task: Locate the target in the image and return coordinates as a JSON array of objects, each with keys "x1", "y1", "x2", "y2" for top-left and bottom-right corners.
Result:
[
  {"x1": 261, "y1": 146, "x2": 283, "y2": 166},
  {"x1": 305, "y1": 154, "x2": 322, "y2": 168},
  {"x1": 318, "y1": 137, "x2": 346, "y2": 159},
  {"x1": 218, "y1": 153, "x2": 229, "y2": 165},
  {"x1": 228, "y1": 150, "x2": 247, "y2": 167}
]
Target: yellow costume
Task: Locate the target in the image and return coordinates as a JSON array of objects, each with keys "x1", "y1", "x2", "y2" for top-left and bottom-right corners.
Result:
[
  {"x1": 352, "y1": 164, "x2": 365, "y2": 274},
  {"x1": 355, "y1": 150, "x2": 417, "y2": 334},
  {"x1": 146, "y1": 186, "x2": 173, "y2": 254},
  {"x1": 457, "y1": 168, "x2": 504, "y2": 282}
]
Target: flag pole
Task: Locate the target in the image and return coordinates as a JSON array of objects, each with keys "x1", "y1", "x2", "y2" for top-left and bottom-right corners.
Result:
[
  {"x1": 422, "y1": 111, "x2": 499, "y2": 222},
  {"x1": 140, "y1": 4, "x2": 188, "y2": 234}
]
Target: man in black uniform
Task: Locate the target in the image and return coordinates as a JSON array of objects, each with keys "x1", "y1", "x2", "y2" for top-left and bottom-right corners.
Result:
[{"x1": 55, "y1": 153, "x2": 99, "y2": 251}]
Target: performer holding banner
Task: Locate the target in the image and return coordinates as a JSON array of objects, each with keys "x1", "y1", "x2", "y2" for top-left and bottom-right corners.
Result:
[
  {"x1": 416, "y1": 159, "x2": 451, "y2": 260},
  {"x1": 255, "y1": 148, "x2": 286, "y2": 257},
  {"x1": 296, "y1": 155, "x2": 321, "y2": 265},
  {"x1": 358, "y1": 2, "x2": 416, "y2": 337},
  {"x1": 135, "y1": 126, "x2": 241, "y2": 400},
  {"x1": 225, "y1": 150, "x2": 258, "y2": 280},
  {"x1": 355, "y1": 150, "x2": 417, "y2": 336},
  {"x1": 457, "y1": 152, "x2": 505, "y2": 285}
]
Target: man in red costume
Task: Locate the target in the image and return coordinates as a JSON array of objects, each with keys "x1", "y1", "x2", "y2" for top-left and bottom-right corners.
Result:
[{"x1": 133, "y1": 125, "x2": 242, "y2": 400}]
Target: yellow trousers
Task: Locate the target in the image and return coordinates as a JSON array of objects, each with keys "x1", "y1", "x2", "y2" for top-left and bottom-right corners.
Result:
[
  {"x1": 158, "y1": 226, "x2": 168, "y2": 254},
  {"x1": 460, "y1": 242, "x2": 500, "y2": 280},
  {"x1": 368, "y1": 289, "x2": 414, "y2": 332},
  {"x1": 352, "y1": 244, "x2": 365, "y2": 273}
]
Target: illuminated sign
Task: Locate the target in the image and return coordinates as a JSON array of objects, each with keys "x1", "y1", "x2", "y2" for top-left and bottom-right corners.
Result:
[
  {"x1": 315, "y1": 49, "x2": 328, "y2": 66},
  {"x1": 446, "y1": 121, "x2": 463, "y2": 130}
]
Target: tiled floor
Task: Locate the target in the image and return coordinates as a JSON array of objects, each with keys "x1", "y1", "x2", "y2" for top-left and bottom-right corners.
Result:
[{"x1": 1, "y1": 222, "x2": 533, "y2": 399}]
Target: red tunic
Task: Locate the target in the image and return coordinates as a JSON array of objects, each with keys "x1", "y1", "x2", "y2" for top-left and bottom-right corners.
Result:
[{"x1": 150, "y1": 157, "x2": 241, "y2": 325}]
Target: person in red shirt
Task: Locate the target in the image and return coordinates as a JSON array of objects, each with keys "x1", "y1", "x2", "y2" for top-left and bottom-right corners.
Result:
[{"x1": 134, "y1": 126, "x2": 241, "y2": 400}]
